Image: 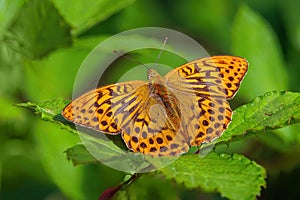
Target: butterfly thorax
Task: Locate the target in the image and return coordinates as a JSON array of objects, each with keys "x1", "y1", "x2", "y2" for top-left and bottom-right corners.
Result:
[{"x1": 147, "y1": 69, "x2": 181, "y2": 131}]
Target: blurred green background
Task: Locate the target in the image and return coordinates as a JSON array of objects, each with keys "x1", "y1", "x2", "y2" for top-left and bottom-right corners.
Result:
[{"x1": 1, "y1": 0, "x2": 300, "y2": 199}]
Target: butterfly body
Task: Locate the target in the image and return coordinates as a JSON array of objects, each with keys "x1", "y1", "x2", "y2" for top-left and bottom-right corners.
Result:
[
  {"x1": 148, "y1": 71, "x2": 181, "y2": 123},
  {"x1": 63, "y1": 56, "x2": 248, "y2": 156}
]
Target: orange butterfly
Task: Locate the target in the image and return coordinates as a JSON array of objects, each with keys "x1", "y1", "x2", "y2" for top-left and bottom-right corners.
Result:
[{"x1": 63, "y1": 56, "x2": 248, "y2": 156}]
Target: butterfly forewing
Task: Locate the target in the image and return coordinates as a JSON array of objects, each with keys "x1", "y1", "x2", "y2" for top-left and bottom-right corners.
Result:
[
  {"x1": 164, "y1": 56, "x2": 247, "y2": 145},
  {"x1": 63, "y1": 80, "x2": 146, "y2": 134},
  {"x1": 198, "y1": 56, "x2": 248, "y2": 98}
]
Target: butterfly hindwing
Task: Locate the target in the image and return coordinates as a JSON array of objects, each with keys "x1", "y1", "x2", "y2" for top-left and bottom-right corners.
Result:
[{"x1": 121, "y1": 94, "x2": 189, "y2": 156}]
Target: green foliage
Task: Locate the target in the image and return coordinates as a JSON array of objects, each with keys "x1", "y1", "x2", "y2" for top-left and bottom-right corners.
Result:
[
  {"x1": 17, "y1": 89, "x2": 300, "y2": 199},
  {"x1": 172, "y1": 0, "x2": 236, "y2": 51},
  {"x1": 65, "y1": 144, "x2": 99, "y2": 166},
  {"x1": 217, "y1": 91, "x2": 300, "y2": 144},
  {"x1": 232, "y1": 5, "x2": 287, "y2": 100},
  {"x1": 2, "y1": 0, "x2": 300, "y2": 200},
  {"x1": 52, "y1": 0, "x2": 136, "y2": 35},
  {"x1": 279, "y1": 0, "x2": 300, "y2": 51},
  {"x1": 161, "y1": 153, "x2": 265, "y2": 200},
  {"x1": 6, "y1": 0, "x2": 72, "y2": 58},
  {"x1": 63, "y1": 145, "x2": 266, "y2": 200}
]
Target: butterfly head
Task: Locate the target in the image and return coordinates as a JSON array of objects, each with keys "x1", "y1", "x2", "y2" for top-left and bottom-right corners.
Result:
[{"x1": 147, "y1": 68, "x2": 163, "y2": 83}]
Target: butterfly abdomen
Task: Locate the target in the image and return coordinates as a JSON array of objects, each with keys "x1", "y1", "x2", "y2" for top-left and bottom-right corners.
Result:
[{"x1": 151, "y1": 82, "x2": 182, "y2": 130}]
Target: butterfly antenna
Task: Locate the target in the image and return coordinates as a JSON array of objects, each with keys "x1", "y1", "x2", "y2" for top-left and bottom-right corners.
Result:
[
  {"x1": 155, "y1": 37, "x2": 168, "y2": 64},
  {"x1": 113, "y1": 50, "x2": 150, "y2": 70}
]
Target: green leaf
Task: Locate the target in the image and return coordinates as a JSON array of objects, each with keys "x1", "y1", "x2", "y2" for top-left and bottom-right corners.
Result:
[
  {"x1": 160, "y1": 153, "x2": 266, "y2": 200},
  {"x1": 16, "y1": 99, "x2": 78, "y2": 135},
  {"x1": 216, "y1": 91, "x2": 300, "y2": 144},
  {"x1": 64, "y1": 143, "x2": 149, "y2": 174},
  {"x1": 52, "y1": 0, "x2": 136, "y2": 35},
  {"x1": 231, "y1": 5, "x2": 288, "y2": 100},
  {"x1": 16, "y1": 99, "x2": 69, "y2": 121},
  {"x1": 5, "y1": 0, "x2": 72, "y2": 58},
  {"x1": 65, "y1": 144, "x2": 99, "y2": 166},
  {"x1": 0, "y1": 0, "x2": 26, "y2": 38}
]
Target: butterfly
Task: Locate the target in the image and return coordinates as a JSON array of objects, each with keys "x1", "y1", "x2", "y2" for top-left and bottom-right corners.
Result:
[{"x1": 62, "y1": 56, "x2": 248, "y2": 156}]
